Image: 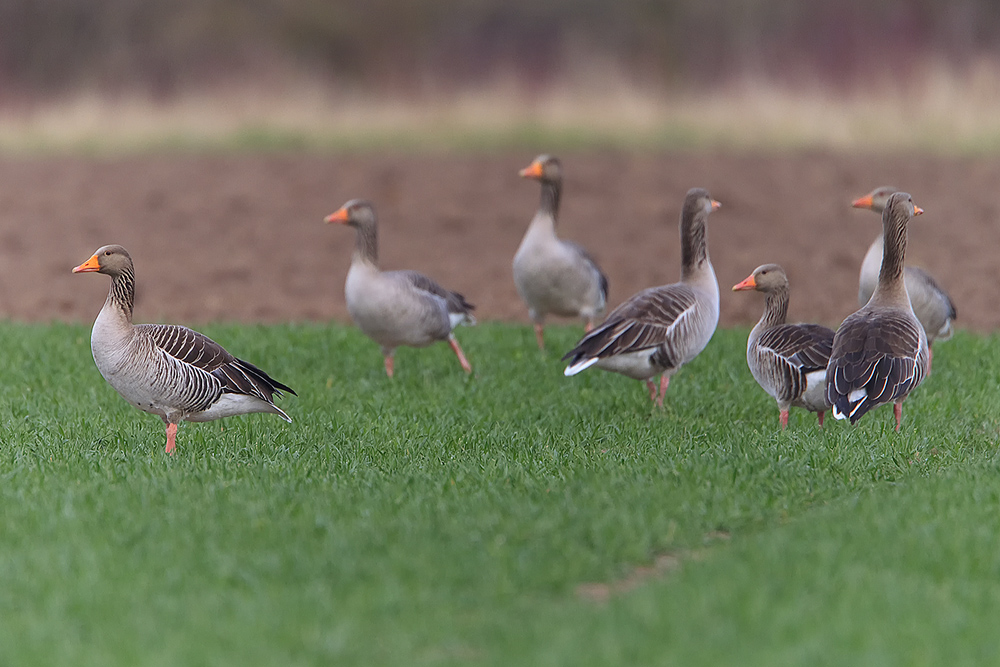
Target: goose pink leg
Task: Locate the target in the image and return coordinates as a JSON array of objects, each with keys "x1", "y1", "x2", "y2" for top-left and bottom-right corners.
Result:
[
  {"x1": 449, "y1": 335, "x2": 472, "y2": 374},
  {"x1": 384, "y1": 355, "x2": 395, "y2": 378},
  {"x1": 779, "y1": 410, "x2": 789, "y2": 430},
  {"x1": 656, "y1": 375, "x2": 669, "y2": 408},
  {"x1": 165, "y1": 423, "x2": 178, "y2": 455},
  {"x1": 894, "y1": 402, "x2": 903, "y2": 432},
  {"x1": 534, "y1": 323, "x2": 545, "y2": 351},
  {"x1": 817, "y1": 411, "x2": 825, "y2": 428}
]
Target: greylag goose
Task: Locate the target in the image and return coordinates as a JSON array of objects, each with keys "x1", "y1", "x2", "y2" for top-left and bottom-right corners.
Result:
[
  {"x1": 827, "y1": 192, "x2": 929, "y2": 431},
  {"x1": 325, "y1": 199, "x2": 475, "y2": 377},
  {"x1": 563, "y1": 188, "x2": 721, "y2": 407},
  {"x1": 852, "y1": 186, "x2": 956, "y2": 361},
  {"x1": 732, "y1": 264, "x2": 835, "y2": 429},
  {"x1": 514, "y1": 155, "x2": 609, "y2": 350},
  {"x1": 73, "y1": 245, "x2": 295, "y2": 455}
]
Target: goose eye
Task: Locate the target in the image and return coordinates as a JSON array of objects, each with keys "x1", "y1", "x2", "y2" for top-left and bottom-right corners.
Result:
[{"x1": 105, "y1": 250, "x2": 112, "y2": 255}]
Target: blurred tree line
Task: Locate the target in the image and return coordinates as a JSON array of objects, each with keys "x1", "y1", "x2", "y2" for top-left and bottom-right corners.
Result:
[{"x1": 1, "y1": 0, "x2": 998, "y2": 98}]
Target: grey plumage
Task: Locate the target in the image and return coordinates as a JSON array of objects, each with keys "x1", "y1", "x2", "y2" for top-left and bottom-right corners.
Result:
[
  {"x1": 733, "y1": 263, "x2": 833, "y2": 428},
  {"x1": 563, "y1": 187, "x2": 721, "y2": 406},
  {"x1": 828, "y1": 192, "x2": 929, "y2": 429},
  {"x1": 325, "y1": 199, "x2": 475, "y2": 377},
  {"x1": 853, "y1": 185, "x2": 956, "y2": 345},
  {"x1": 73, "y1": 244, "x2": 295, "y2": 454},
  {"x1": 514, "y1": 154, "x2": 609, "y2": 349}
]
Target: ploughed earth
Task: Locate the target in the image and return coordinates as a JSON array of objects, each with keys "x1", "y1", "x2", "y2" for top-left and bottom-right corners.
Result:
[{"x1": 2, "y1": 151, "x2": 993, "y2": 333}]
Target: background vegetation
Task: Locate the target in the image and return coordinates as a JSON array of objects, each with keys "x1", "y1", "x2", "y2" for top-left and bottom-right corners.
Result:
[
  {"x1": 5, "y1": 1, "x2": 1000, "y2": 153},
  {"x1": 4, "y1": 0, "x2": 1000, "y2": 98}
]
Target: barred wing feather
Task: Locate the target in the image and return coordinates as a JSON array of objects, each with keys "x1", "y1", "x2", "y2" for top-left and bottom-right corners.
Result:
[
  {"x1": 756, "y1": 323, "x2": 834, "y2": 404},
  {"x1": 825, "y1": 312, "x2": 925, "y2": 423},
  {"x1": 563, "y1": 285, "x2": 696, "y2": 365},
  {"x1": 139, "y1": 323, "x2": 295, "y2": 403}
]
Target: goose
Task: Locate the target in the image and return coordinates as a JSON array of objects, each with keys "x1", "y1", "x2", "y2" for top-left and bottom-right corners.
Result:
[
  {"x1": 827, "y1": 192, "x2": 929, "y2": 431},
  {"x1": 325, "y1": 199, "x2": 475, "y2": 377},
  {"x1": 73, "y1": 245, "x2": 295, "y2": 455},
  {"x1": 514, "y1": 154, "x2": 609, "y2": 350},
  {"x1": 852, "y1": 185, "x2": 956, "y2": 363},
  {"x1": 732, "y1": 264, "x2": 835, "y2": 429},
  {"x1": 563, "y1": 188, "x2": 721, "y2": 407}
]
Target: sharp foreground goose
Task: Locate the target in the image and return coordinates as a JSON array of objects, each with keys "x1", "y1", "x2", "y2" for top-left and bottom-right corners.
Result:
[
  {"x1": 827, "y1": 192, "x2": 929, "y2": 431},
  {"x1": 326, "y1": 199, "x2": 475, "y2": 378},
  {"x1": 563, "y1": 188, "x2": 721, "y2": 407},
  {"x1": 733, "y1": 264, "x2": 834, "y2": 429},
  {"x1": 514, "y1": 154, "x2": 609, "y2": 350},
  {"x1": 852, "y1": 185, "x2": 956, "y2": 362},
  {"x1": 73, "y1": 245, "x2": 295, "y2": 454}
]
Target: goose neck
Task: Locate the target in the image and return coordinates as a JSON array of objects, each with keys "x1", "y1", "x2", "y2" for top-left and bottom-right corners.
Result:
[
  {"x1": 759, "y1": 287, "x2": 789, "y2": 329},
  {"x1": 352, "y1": 221, "x2": 379, "y2": 266},
  {"x1": 108, "y1": 266, "x2": 135, "y2": 323},
  {"x1": 539, "y1": 179, "x2": 561, "y2": 220},
  {"x1": 680, "y1": 211, "x2": 710, "y2": 279}
]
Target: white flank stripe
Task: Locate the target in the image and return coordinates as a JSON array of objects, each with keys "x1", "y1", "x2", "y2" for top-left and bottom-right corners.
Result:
[
  {"x1": 804, "y1": 369, "x2": 825, "y2": 390},
  {"x1": 564, "y1": 357, "x2": 600, "y2": 376},
  {"x1": 848, "y1": 388, "x2": 866, "y2": 403}
]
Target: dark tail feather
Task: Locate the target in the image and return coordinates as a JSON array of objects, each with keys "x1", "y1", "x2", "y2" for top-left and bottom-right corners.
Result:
[
  {"x1": 447, "y1": 290, "x2": 476, "y2": 316},
  {"x1": 233, "y1": 358, "x2": 297, "y2": 397},
  {"x1": 832, "y1": 395, "x2": 874, "y2": 425},
  {"x1": 561, "y1": 322, "x2": 611, "y2": 363}
]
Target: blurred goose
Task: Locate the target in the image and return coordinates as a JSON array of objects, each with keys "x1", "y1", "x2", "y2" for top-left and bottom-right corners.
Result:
[
  {"x1": 563, "y1": 188, "x2": 721, "y2": 406},
  {"x1": 325, "y1": 199, "x2": 475, "y2": 377},
  {"x1": 514, "y1": 155, "x2": 609, "y2": 350},
  {"x1": 73, "y1": 245, "x2": 295, "y2": 454},
  {"x1": 852, "y1": 186, "x2": 956, "y2": 359},
  {"x1": 733, "y1": 264, "x2": 834, "y2": 429},
  {"x1": 827, "y1": 193, "x2": 929, "y2": 431}
]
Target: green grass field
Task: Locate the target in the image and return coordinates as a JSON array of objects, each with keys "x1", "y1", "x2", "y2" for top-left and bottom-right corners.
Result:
[{"x1": 1, "y1": 321, "x2": 999, "y2": 665}]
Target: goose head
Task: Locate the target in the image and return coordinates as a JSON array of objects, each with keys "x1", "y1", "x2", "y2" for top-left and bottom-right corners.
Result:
[{"x1": 73, "y1": 244, "x2": 133, "y2": 277}]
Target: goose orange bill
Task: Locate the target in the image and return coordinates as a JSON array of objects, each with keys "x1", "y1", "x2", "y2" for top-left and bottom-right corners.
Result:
[
  {"x1": 711, "y1": 199, "x2": 722, "y2": 211},
  {"x1": 913, "y1": 205, "x2": 924, "y2": 215},
  {"x1": 324, "y1": 207, "x2": 350, "y2": 224},
  {"x1": 519, "y1": 161, "x2": 544, "y2": 179},
  {"x1": 73, "y1": 254, "x2": 101, "y2": 273},
  {"x1": 732, "y1": 274, "x2": 756, "y2": 291},
  {"x1": 852, "y1": 194, "x2": 874, "y2": 208}
]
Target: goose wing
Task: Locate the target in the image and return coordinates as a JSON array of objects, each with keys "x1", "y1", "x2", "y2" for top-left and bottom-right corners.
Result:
[
  {"x1": 563, "y1": 284, "x2": 697, "y2": 366},
  {"x1": 564, "y1": 240, "x2": 610, "y2": 303},
  {"x1": 904, "y1": 266, "x2": 957, "y2": 341},
  {"x1": 138, "y1": 324, "x2": 295, "y2": 403},
  {"x1": 395, "y1": 270, "x2": 475, "y2": 318},
  {"x1": 755, "y1": 323, "x2": 834, "y2": 403},
  {"x1": 825, "y1": 311, "x2": 926, "y2": 424},
  {"x1": 905, "y1": 267, "x2": 956, "y2": 320}
]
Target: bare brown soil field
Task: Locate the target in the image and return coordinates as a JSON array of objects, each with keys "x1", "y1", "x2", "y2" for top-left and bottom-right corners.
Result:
[{"x1": 1, "y1": 151, "x2": 995, "y2": 331}]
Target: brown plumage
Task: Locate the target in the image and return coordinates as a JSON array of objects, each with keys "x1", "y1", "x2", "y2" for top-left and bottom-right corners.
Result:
[
  {"x1": 563, "y1": 188, "x2": 721, "y2": 406},
  {"x1": 827, "y1": 192, "x2": 929, "y2": 430},
  {"x1": 852, "y1": 186, "x2": 956, "y2": 360},
  {"x1": 733, "y1": 264, "x2": 834, "y2": 429}
]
